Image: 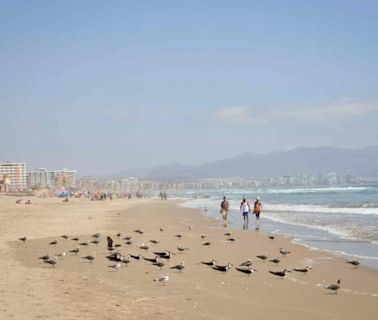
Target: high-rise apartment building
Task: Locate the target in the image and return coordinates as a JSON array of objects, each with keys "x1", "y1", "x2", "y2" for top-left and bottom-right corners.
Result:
[
  {"x1": 0, "y1": 162, "x2": 27, "y2": 191},
  {"x1": 28, "y1": 168, "x2": 77, "y2": 189}
]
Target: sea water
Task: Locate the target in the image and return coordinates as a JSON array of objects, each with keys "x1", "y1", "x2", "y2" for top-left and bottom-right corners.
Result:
[{"x1": 171, "y1": 186, "x2": 378, "y2": 270}]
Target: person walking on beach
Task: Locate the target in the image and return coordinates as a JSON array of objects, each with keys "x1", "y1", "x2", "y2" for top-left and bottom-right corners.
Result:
[
  {"x1": 253, "y1": 197, "x2": 263, "y2": 230},
  {"x1": 240, "y1": 198, "x2": 250, "y2": 229},
  {"x1": 220, "y1": 196, "x2": 230, "y2": 222}
]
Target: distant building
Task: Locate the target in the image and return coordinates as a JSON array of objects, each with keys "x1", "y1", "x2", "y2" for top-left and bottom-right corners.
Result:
[
  {"x1": 28, "y1": 168, "x2": 77, "y2": 189},
  {"x1": 0, "y1": 162, "x2": 27, "y2": 191},
  {"x1": 0, "y1": 174, "x2": 10, "y2": 192}
]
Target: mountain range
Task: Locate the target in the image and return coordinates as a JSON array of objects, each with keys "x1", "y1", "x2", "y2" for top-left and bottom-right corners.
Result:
[{"x1": 107, "y1": 146, "x2": 378, "y2": 180}]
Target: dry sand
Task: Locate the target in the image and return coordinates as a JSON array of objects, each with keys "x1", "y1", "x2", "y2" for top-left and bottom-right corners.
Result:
[{"x1": 0, "y1": 195, "x2": 377, "y2": 320}]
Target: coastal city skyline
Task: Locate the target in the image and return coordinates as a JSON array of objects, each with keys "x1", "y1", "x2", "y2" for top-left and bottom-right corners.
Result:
[{"x1": 1, "y1": 1, "x2": 378, "y2": 175}]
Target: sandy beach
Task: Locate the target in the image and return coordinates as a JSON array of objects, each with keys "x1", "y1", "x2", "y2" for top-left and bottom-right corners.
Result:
[{"x1": 0, "y1": 195, "x2": 377, "y2": 320}]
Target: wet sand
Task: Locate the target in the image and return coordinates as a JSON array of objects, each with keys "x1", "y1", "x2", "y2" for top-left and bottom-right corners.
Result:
[{"x1": 0, "y1": 195, "x2": 377, "y2": 319}]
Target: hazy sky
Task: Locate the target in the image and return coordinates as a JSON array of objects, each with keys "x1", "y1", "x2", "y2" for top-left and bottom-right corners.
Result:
[{"x1": 1, "y1": 0, "x2": 377, "y2": 175}]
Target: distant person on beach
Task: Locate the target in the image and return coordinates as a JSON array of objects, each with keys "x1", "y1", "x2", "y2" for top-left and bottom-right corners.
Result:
[
  {"x1": 253, "y1": 197, "x2": 263, "y2": 230},
  {"x1": 240, "y1": 198, "x2": 250, "y2": 229},
  {"x1": 220, "y1": 196, "x2": 230, "y2": 222}
]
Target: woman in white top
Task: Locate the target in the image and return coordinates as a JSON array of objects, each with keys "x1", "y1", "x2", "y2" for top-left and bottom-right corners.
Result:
[{"x1": 240, "y1": 198, "x2": 250, "y2": 227}]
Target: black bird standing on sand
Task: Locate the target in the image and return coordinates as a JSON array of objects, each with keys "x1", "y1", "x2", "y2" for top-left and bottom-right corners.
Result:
[
  {"x1": 170, "y1": 262, "x2": 185, "y2": 272},
  {"x1": 49, "y1": 240, "x2": 58, "y2": 245},
  {"x1": 256, "y1": 254, "x2": 268, "y2": 261},
  {"x1": 239, "y1": 259, "x2": 253, "y2": 267},
  {"x1": 144, "y1": 256, "x2": 159, "y2": 263},
  {"x1": 325, "y1": 279, "x2": 341, "y2": 294},
  {"x1": 123, "y1": 236, "x2": 132, "y2": 241},
  {"x1": 38, "y1": 254, "x2": 50, "y2": 260},
  {"x1": 347, "y1": 260, "x2": 360, "y2": 268},
  {"x1": 202, "y1": 241, "x2": 211, "y2": 246},
  {"x1": 43, "y1": 257, "x2": 57, "y2": 267},
  {"x1": 269, "y1": 269, "x2": 287, "y2": 278},
  {"x1": 293, "y1": 266, "x2": 312, "y2": 273},
  {"x1": 279, "y1": 248, "x2": 291, "y2": 255},
  {"x1": 212, "y1": 263, "x2": 232, "y2": 272},
  {"x1": 92, "y1": 233, "x2": 101, "y2": 238},
  {"x1": 107, "y1": 236, "x2": 114, "y2": 248},
  {"x1": 72, "y1": 237, "x2": 79, "y2": 241},
  {"x1": 153, "y1": 260, "x2": 165, "y2": 269},
  {"x1": 61, "y1": 235, "x2": 69, "y2": 239},
  {"x1": 134, "y1": 229, "x2": 144, "y2": 234},
  {"x1": 149, "y1": 240, "x2": 159, "y2": 244},
  {"x1": 81, "y1": 253, "x2": 96, "y2": 262},
  {"x1": 269, "y1": 258, "x2": 280, "y2": 264},
  {"x1": 130, "y1": 254, "x2": 142, "y2": 260},
  {"x1": 69, "y1": 247, "x2": 80, "y2": 254},
  {"x1": 91, "y1": 239, "x2": 100, "y2": 245},
  {"x1": 19, "y1": 236, "x2": 27, "y2": 242},
  {"x1": 235, "y1": 266, "x2": 257, "y2": 276},
  {"x1": 201, "y1": 260, "x2": 216, "y2": 266}
]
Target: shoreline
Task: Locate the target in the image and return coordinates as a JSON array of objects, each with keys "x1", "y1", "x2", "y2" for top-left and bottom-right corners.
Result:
[
  {"x1": 178, "y1": 198, "x2": 378, "y2": 270},
  {"x1": 1, "y1": 196, "x2": 377, "y2": 319}
]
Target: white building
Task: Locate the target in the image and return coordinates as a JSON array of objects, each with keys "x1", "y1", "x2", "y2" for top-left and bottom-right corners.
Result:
[
  {"x1": 28, "y1": 168, "x2": 77, "y2": 189},
  {"x1": 0, "y1": 162, "x2": 27, "y2": 191}
]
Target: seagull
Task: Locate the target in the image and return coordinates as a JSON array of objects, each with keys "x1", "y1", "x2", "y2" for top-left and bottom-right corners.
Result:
[
  {"x1": 153, "y1": 259, "x2": 165, "y2": 269},
  {"x1": 92, "y1": 233, "x2": 101, "y2": 238},
  {"x1": 279, "y1": 248, "x2": 291, "y2": 256},
  {"x1": 81, "y1": 252, "x2": 96, "y2": 262},
  {"x1": 38, "y1": 254, "x2": 50, "y2": 260},
  {"x1": 347, "y1": 260, "x2": 360, "y2": 268},
  {"x1": 239, "y1": 259, "x2": 253, "y2": 267},
  {"x1": 79, "y1": 241, "x2": 89, "y2": 246},
  {"x1": 188, "y1": 225, "x2": 194, "y2": 230},
  {"x1": 177, "y1": 245, "x2": 189, "y2": 252},
  {"x1": 116, "y1": 233, "x2": 121, "y2": 237},
  {"x1": 134, "y1": 229, "x2": 144, "y2": 234},
  {"x1": 159, "y1": 228, "x2": 164, "y2": 232},
  {"x1": 61, "y1": 235, "x2": 69, "y2": 239},
  {"x1": 325, "y1": 279, "x2": 341, "y2": 294},
  {"x1": 121, "y1": 254, "x2": 131, "y2": 265},
  {"x1": 71, "y1": 237, "x2": 79, "y2": 241},
  {"x1": 43, "y1": 256, "x2": 57, "y2": 267},
  {"x1": 130, "y1": 254, "x2": 142, "y2": 260},
  {"x1": 160, "y1": 251, "x2": 173, "y2": 260},
  {"x1": 114, "y1": 243, "x2": 122, "y2": 248},
  {"x1": 202, "y1": 241, "x2": 211, "y2": 246},
  {"x1": 201, "y1": 260, "x2": 216, "y2": 266},
  {"x1": 91, "y1": 239, "x2": 100, "y2": 245},
  {"x1": 57, "y1": 251, "x2": 66, "y2": 258},
  {"x1": 149, "y1": 240, "x2": 159, "y2": 244},
  {"x1": 154, "y1": 250, "x2": 171, "y2": 257},
  {"x1": 201, "y1": 233, "x2": 206, "y2": 240},
  {"x1": 19, "y1": 236, "x2": 27, "y2": 242},
  {"x1": 69, "y1": 247, "x2": 80, "y2": 254},
  {"x1": 106, "y1": 252, "x2": 122, "y2": 261},
  {"x1": 227, "y1": 237, "x2": 236, "y2": 242},
  {"x1": 174, "y1": 232, "x2": 183, "y2": 238},
  {"x1": 224, "y1": 232, "x2": 232, "y2": 236},
  {"x1": 268, "y1": 235, "x2": 275, "y2": 240},
  {"x1": 123, "y1": 236, "x2": 132, "y2": 241},
  {"x1": 235, "y1": 266, "x2": 257, "y2": 276},
  {"x1": 125, "y1": 240, "x2": 133, "y2": 245},
  {"x1": 212, "y1": 263, "x2": 232, "y2": 272},
  {"x1": 144, "y1": 256, "x2": 159, "y2": 263},
  {"x1": 49, "y1": 240, "x2": 58, "y2": 245},
  {"x1": 269, "y1": 258, "x2": 280, "y2": 264},
  {"x1": 256, "y1": 254, "x2": 268, "y2": 261},
  {"x1": 153, "y1": 274, "x2": 169, "y2": 285},
  {"x1": 269, "y1": 269, "x2": 287, "y2": 278},
  {"x1": 170, "y1": 261, "x2": 185, "y2": 272},
  {"x1": 293, "y1": 266, "x2": 312, "y2": 273},
  {"x1": 109, "y1": 261, "x2": 121, "y2": 271},
  {"x1": 107, "y1": 236, "x2": 114, "y2": 248},
  {"x1": 139, "y1": 243, "x2": 150, "y2": 250}
]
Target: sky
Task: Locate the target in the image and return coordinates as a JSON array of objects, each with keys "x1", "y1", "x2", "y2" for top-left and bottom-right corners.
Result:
[{"x1": 1, "y1": 0, "x2": 377, "y2": 175}]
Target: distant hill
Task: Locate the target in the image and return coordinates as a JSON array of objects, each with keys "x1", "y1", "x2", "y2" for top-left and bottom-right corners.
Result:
[{"x1": 107, "y1": 146, "x2": 378, "y2": 180}]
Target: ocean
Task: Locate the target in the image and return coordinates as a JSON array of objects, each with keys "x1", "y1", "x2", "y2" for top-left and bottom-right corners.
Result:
[{"x1": 171, "y1": 185, "x2": 378, "y2": 270}]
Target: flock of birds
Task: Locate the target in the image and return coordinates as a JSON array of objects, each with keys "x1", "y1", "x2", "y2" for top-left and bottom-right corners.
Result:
[{"x1": 17, "y1": 227, "x2": 359, "y2": 294}]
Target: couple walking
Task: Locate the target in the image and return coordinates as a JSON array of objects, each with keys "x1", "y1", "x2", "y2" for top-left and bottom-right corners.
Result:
[
  {"x1": 220, "y1": 196, "x2": 262, "y2": 230},
  {"x1": 240, "y1": 197, "x2": 262, "y2": 230}
]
